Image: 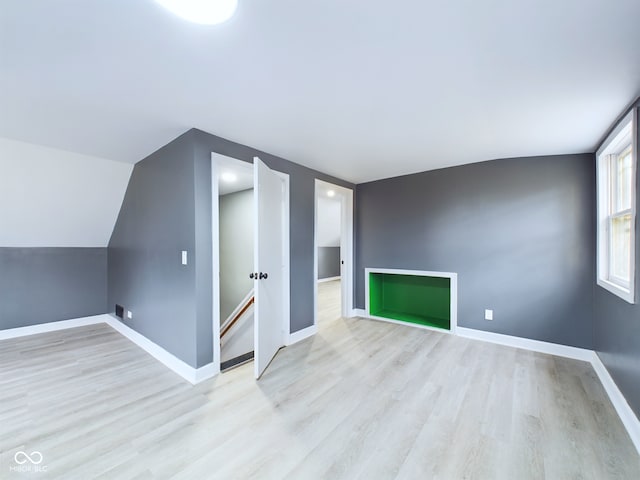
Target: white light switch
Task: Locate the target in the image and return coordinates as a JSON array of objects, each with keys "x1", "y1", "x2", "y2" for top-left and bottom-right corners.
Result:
[
  {"x1": 127, "y1": 310, "x2": 133, "y2": 319},
  {"x1": 485, "y1": 309, "x2": 493, "y2": 321},
  {"x1": 181, "y1": 250, "x2": 188, "y2": 265}
]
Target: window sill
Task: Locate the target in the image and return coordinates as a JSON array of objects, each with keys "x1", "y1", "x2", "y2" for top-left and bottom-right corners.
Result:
[{"x1": 597, "y1": 278, "x2": 635, "y2": 304}]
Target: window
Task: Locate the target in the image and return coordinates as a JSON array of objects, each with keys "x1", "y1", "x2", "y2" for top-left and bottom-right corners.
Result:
[{"x1": 597, "y1": 109, "x2": 637, "y2": 303}]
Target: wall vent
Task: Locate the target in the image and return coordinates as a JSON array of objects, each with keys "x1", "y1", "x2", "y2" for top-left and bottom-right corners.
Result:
[{"x1": 115, "y1": 304, "x2": 124, "y2": 319}]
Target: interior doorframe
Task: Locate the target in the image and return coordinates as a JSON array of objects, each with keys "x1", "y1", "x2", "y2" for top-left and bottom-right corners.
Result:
[
  {"x1": 313, "y1": 179, "x2": 355, "y2": 328},
  {"x1": 211, "y1": 153, "x2": 291, "y2": 376},
  {"x1": 271, "y1": 165, "x2": 291, "y2": 347}
]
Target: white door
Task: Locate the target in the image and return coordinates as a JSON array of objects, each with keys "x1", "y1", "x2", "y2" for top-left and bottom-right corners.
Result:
[{"x1": 253, "y1": 157, "x2": 286, "y2": 379}]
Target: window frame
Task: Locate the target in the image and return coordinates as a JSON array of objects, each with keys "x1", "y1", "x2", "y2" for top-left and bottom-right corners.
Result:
[{"x1": 596, "y1": 108, "x2": 637, "y2": 303}]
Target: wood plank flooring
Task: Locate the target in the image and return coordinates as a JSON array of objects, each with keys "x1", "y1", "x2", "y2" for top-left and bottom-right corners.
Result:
[{"x1": 1, "y1": 279, "x2": 639, "y2": 479}]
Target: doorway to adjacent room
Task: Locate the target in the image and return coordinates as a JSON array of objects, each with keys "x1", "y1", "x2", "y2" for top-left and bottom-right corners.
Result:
[
  {"x1": 314, "y1": 180, "x2": 354, "y2": 327},
  {"x1": 212, "y1": 153, "x2": 290, "y2": 379}
]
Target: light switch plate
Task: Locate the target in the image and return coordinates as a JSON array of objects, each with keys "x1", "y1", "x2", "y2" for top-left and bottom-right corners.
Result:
[
  {"x1": 181, "y1": 250, "x2": 188, "y2": 265},
  {"x1": 485, "y1": 309, "x2": 493, "y2": 321}
]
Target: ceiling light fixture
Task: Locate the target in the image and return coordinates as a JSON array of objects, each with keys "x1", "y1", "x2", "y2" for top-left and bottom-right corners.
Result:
[
  {"x1": 221, "y1": 172, "x2": 237, "y2": 182},
  {"x1": 155, "y1": 0, "x2": 238, "y2": 25},
  {"x1": 327, "y1": 190, "x2": 335, "y2": 197}
]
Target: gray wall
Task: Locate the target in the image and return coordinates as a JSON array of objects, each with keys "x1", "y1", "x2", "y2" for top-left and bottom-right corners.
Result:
[
  {"x1": 318, "y1": 247, "x2": 340, "y2": 279},
  {"x1": 0, "y1": 247, "x2": 107, "y2": 329},
  {"x1": 108, "y1": 131, "x2": 199, "y2": 367},
  {"x1": 193, "y1": 128, "x2": 355, "y2": 345},
  {"x1": 109, "y1": 129, "x2": 354, "y2": 368},
  {"x1": 219, "y1": 189, "x2": 254, "y2": 322},
  {"x1": 594, "y1": 100, "x2": 640, "y2": 418},
  {"x1": 355, "y1": 154, "x2": 595, "y2": 349}
]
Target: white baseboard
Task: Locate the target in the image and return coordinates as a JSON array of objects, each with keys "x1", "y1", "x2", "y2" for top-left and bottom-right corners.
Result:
[
  {"x1": 104, "y1": 315, "x2": 215, "y2": 385},
  {"x1": 0, "y1": 314, "x2": 108, "y2": 340},
  {"x1": 456, "y1": 327, "x2": 594, "y2": 362},
  {"x1": 286, "y1": 324, "x2": 317, "y2": 346},
  {"x1": 194, "y1": 362, "x2": 219, "y2": 383},
  {"x1": 3, "y1": 313, "x2": 640, "y2": 454},
  {"x1": 0, "y1": 314, "x2": 218, "y2": 385},
  {"x1": 353, "y1": 308, "x2": 366, "y2": 317},
  {"x1": 456, "y1": 327, "x2": 639, "y2": 455},
  {"x1": 591, "y1": 352, "x2": 640, "y2": 454},
  {"x1": 317, "y1": 276, "x2": 340, "y2": 283}
]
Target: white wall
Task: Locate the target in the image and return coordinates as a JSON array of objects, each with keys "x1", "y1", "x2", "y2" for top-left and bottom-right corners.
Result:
[
  {"x1": 221, "y1": 310, "x2": 254, "y2": 363},
  {"x1": 0, "y1": 137, "x2": 132, "y2": 247},
  {"x1": 317, "y1": 196, "x2": 341, "y2": 247}
]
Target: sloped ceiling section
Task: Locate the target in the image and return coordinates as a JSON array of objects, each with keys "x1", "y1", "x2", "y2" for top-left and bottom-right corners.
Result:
[
  {"x1": 2, "y1": 1, "x2": 639, "y2": 183},
  {"x1": 0, "y1": 138, "x2": 133, "y2": 247}
]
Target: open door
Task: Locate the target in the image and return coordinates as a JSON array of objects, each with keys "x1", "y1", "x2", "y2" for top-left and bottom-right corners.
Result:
[{"x1": 253, "y1": 157, "x2": 287, "y2": 379}]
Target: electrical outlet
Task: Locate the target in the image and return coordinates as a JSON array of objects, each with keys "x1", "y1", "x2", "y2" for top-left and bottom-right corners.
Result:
[
  {"x1": 485, "y1": 309, "x2": 493, "y2": 321},
  {"x1": 127, "y1": 310, "x2": 133, "y2": 319}
]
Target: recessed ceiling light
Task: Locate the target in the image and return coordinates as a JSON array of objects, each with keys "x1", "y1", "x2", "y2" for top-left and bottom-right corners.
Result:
[
  {"x1": 327, "y1": 190, "x2": 335, "y2": 197},
  {"x1": 221, "y1": 172, "x2": 237, "y2": 182},
  {"x1": 155, "y1": 0, "x2": 238, "y2": 25}
]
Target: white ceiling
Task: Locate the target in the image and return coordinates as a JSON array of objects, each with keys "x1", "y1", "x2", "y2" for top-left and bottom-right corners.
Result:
[
  {"x1": 215, "y1": 153, "x2": 253, "y2": 195},
  {"x1": 1, "y1": 0, "x2": 639, "y2": 184}
]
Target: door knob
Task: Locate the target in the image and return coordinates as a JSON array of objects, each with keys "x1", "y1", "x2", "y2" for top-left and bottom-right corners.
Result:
[
  {"x1": 259, "y1": 272, "x2": 268, "y2": 280},
  {"x1": 250, "y1": 272, "x2": 258, "y2": 279}
]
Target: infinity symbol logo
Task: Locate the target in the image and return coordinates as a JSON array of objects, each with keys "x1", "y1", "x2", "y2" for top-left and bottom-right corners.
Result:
[{"x1": 14, "y1": 451, "x2": 43, "y2": 465}]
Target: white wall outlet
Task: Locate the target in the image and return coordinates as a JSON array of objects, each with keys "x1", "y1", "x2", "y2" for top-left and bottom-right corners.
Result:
[
  {"x1": 485, "y1": 309, "x2": 493, "y2": 321},
  {"x1": 127, "y1": 310, "x2": 133, "y2": 319},
  {"x1": 181, "y1": 250, "x2": 188, "y2": 265}
]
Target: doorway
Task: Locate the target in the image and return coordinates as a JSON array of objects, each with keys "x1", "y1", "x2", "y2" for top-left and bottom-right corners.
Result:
[
  {"x1": 215, "y1": 156, "x2": 255, "y2": 372},
  {"x1": 314, "y1": 180, "x2": 354, "y2": 327},
  {"x1": 212, "y1": 153, "x2": 290, "y2": 379}
]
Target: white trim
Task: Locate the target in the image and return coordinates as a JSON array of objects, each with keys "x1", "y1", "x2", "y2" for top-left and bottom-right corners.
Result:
[
  {"x1": 456, "y1": 327, "x2": 594, "y2": 361},
  {"x1": 105, "y1": 316, "x2": 214, "y2": 385},
  {"x1": 285, "y1": 324, "x2": 317, "y2": 346},
  {"x1": 364, "y1": 268, "x2": 458, "y2": 334},
  {"x1": 596, "y1": 108, "x2": 637, "y2": 304},
  {"x1": 313, "y1": 179, "x2": 356, "y2": 331},
  {"x1": 317, "y1": 276, "x2": 340, "y2": 283},
  {"x1": 4, "y1": 313, "x2": 640, "y2": 453},
  {"x1": 365, "y1": 267, "x2": 457, "y2": 277},
  {"x1": 0, "y1": 314, "x2": 108, "y2": 340},
  {"x1": 193, "y1": 363, "x2": 219, "y2": 384},
  {"x1": 598, "y1": 277, "x2": 634, "y2": 303},
  {"x1": 591, "y1": 352, "x2": 640, "y2": 454},
  {"x1": 212, "y1": 153, "x2": 292, "y2": 378},
  {"x1": 221, "y1": 288, "x2": 254, "y2": 331},
  {"x1": 597, "y1": 109, "x2": 636, "y2": 157},
  {"x1": 0, "y1": 314, "x2": 216, "y2": 385},
  {"x1": 455, "y1": 327, "x2": 639, "y2": 455},
  {"x1": 340, "y1": 186, "x2": 355, "y2": 319},
  {"x1": 353, "y1": 308, "x2": 366, "y2": 317},
  {"x1": 211, "y1": 153, "x2": 222, "y2": 377},
  {"x1": 278, "y1": 169, "x2": 291, "y2": 347}
]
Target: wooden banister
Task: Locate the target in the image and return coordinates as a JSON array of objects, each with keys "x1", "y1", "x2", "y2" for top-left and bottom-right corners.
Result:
[{"x1": 221, "y1": 296, "x2": 254, "y2": 339}]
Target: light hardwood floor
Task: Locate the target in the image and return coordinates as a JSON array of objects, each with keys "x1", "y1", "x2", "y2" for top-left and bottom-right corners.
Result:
[{"x1": 1, "y1": 280, "x2": 639, "y2": 479}]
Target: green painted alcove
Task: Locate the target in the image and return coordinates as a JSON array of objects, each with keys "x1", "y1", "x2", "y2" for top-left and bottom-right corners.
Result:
[{"x1": 369, "y1": 272, "x2": 451, "y2": 330}]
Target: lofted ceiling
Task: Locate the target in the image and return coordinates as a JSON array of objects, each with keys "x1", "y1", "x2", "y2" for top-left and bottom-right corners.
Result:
[
  {"x1": 0, "y1": 138, "x2": 132, "y2": 247},
  {"x1": 1, "y1": 0, "x2": 639, "y2": 183}
]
